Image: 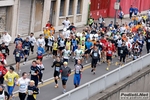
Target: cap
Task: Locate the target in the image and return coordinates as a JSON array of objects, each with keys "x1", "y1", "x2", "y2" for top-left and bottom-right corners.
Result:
[
  {"x1": 18, "y1": 34, "x2": 21, "y2": 36},
  {"x1": 2, "y1": 42, "x2": 5, "y2": 44}
]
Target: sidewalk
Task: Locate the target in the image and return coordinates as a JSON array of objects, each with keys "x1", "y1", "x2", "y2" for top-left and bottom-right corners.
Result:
[{"x1": 6, "y1": 17, "x2": 132, "y2": 66}]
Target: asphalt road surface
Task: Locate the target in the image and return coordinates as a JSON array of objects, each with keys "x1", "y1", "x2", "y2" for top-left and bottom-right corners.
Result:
[{"x1": 10, "y1": 46, "x2": 147, "y2": 100}]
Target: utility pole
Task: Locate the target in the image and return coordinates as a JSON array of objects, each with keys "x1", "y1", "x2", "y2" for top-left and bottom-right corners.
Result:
[{"x1": 114, "y1": 0, "x2": 120, "y2": 24}]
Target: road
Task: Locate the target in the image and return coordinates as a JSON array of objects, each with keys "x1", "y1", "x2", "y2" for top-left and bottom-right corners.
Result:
[{"x1": 9, "y1": 45, "x2": 147, "y2": 100}]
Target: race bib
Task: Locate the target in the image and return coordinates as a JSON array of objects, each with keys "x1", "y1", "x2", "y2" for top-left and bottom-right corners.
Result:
[
  {"x1": 25, "y1": 46, "x2": 28, "y2": 50},
  {"x1": 0, "y1": 71, "x2": 2, "y2": 76},
  {"x1": 20, "y1": 84, "x2": 26, "y2": 89},
  {"x1": 73, "y1": 43, "x2": 75, "y2": 46},
  {"x1": 16, "y1": 53, "x2": 20, "y2": 57},
  {"x1": 76, "y1": 70, "x2": 79, "y2": 74},
  {"x1": 8, "y1": 78, "x2": 12, "y2": 82},
  {"x1": 28, "y1": 90, "x2": 33, "y2": 95},
  {"x1": 0, "y1": 97, "x2": 4, "y2": 100},
  {"x1": 94, "y1": 53, "x2": 98, "y2": 57},
  {"x1": 31, "y1": 70, "x2": 35, "y2": 75},
  {"x1": 50, "y1": 30, "x2": 53, "y2": 33},
  {"x1": 120, "y1": 50, "x2": 123, "y2": 54},
  {"x1": 55, "y1": 67, "x2": 60, "y2": 71},
  {"x1": 1, "y1": 49, "x2": 5, "y2": 53},
  {"x1": 108, "y1": 51, "x2": 112, "y2": 54},
  {"x1": 48, "y1": 41, "x2": 52, "y2": 46}
]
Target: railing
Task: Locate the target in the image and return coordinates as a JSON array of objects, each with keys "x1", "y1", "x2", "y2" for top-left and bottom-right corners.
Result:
[{"x1": 52, "y1": 53, "x2": 150, "y2": 100}]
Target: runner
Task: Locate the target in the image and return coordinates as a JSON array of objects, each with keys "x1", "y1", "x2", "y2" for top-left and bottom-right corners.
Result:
[
  {"x1": 51, "y1": 57, "x2": 63, "y2": 88},
  {"x1": 0, "y1": 42, "x2": 9, "y2": 59},
  {"x1": 4, "y1": 66, "x2": 19, "y2": 99},
  {"x1": 13, "y1": 45, "x2": 24, "y2": 74},
  {"x1": 52, "y1": 39, "x2": 58, "y2": 62},
  {"x1": 44, "y1": 27, "x2": 50, "y2": 51},
  {"x1": 36, "y1": 34, "x2": 45, "y2": 48},
  {"x1": 85, "y1": 38, "x2": 93, "y2": 63},
  {"x1": 119, "y1": 42, "x2": 128, "y2": 66},
  {"x1": 28, "y1": 33, "x2": 36, "y2": 54},
  {"x1": 47, "y1": 34, "x2": 54, "y2": 57},
  {"x1": 37, "y1": 43, "x2": 45, "y2": 61},
  {"x1": 36, "y1": 59, "x2": 45, "y2": 83},
  {"x1": 62, "y1": 46, "x2": 71, "y2": 62},
  {"x1": 29, "y1": 61, "x2": 41, "y2": 87},
  {"x1": 16, "y1": 72, "x2": 30, "y2": 100},
  {"x1": 60, "y1": 62, "x2": 71, "y2": 93},
  {"x1": 14, "y1": 34, "x2": 23, "y2": 47},
  {"x1": 58, "y1": 36, "x2": 65, "y2": 58},
  {"x1": 71, "y1": 36, "x2": 78, "y2": 61},
  {"x1": 0, "y1": 85, "x2": 9, "y2": 100},
  {"x1": 90, "y1": 45, "x2": 101, "y2": 74},
  {"x1": 22, "y1": 37, "x2": 31, "y2": 65},
  {"x1": 0, "y1": 61, "x2": 7, "y2": 85},
  {"x1": 27, "y1": 80, "x2": 39, "y2": 100},
  {"x1": 81, "y1": 40, "x2": 86, "y2": 63},
  {"x1": 74, "y1": 45, "x2": 83, "y2": 65},
  {"x1": 74, "y1": 60, "x2": 83, "y2": 88},
  {"x1": 106, "y1": 40, "x2": 114, "y2": 71}
]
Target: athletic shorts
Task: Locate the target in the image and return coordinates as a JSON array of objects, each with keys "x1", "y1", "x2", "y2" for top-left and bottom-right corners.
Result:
[
  {"x1": 15, "y1": 57, "x2": 21, "y2": 63},
  {"x1": 72, "y1": 46, "x2": 77, "y2": 52},
  {"x1": 54, "y1": 71, "x2": 60, "y2": 77},
  {"x1": 45, "y1": 38, "x2": 48, "y2": 46},
  {"x1": 63, "y1": 58, "x2": 69, "y2": 62},
  {"x1": 53, "y1": 50, "x2": 57, "y2": 56},
  {"x1": 0, "y1": 77, "x2": 4, "y2": 84},
  {"x1": 59, "y1": 47, "x2": 65, "y2": 51},
  {"x1": 24, "y1": 50, "x2": 29, "y2": 55},
  {"x1": 61, "y1": 77, "x2": 68, "y2": 85},
  {"x1": 85, "y1": 49, "x2": 91, "y2": 54},
  {"x1": 7, "y1": 85, "x2": 15, "y2": 96},
  {"x1": 74, "y1": 74, "x2": 81, "y2": 85},
  {"x1": 107, "y1": 56, "x2": 112, "y2": 61}
]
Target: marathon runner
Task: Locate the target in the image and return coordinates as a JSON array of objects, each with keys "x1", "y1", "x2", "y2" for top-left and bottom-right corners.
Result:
[
  {"x1": 16, "y1": 72, "x2": 30, "y2": 100},
  {"x1": 51, "y1": 57, "x2": 63, "y2": 88},
  {"x1": 60, "y1": 62, "x2": 71, "y2": 93},
  {"x1": 74, "y1": 60, "x2": 83, "y2": 88}
]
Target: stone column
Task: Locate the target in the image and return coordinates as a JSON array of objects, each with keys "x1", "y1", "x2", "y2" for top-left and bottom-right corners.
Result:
[
  {"x1": 64, "y1": 0, "x2": 69, "y2": 17},
  {"x1": 11, "y1": 0, "x2": 19, "y2": 41},
  {"x1": 42, "y1": 0, "x2": 51, "y2": 29},
  {"x1": 73, "y1": 0, "x2": 78, "y2": 23},
  {"x1": 30, "y1": 0, "x2": 36, "y2": 33},
  {"x1": 55, "y1": 0, "x2": 61, "y2": 26}
]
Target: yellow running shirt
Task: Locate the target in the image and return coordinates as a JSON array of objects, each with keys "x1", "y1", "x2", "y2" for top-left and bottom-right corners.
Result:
[
  {"x1": 53, "y1": 42, "x2": 58, "y2": 50},
  {"x1": 4, "y1": 71, "x2": 19, "y2": 86},
  {"x1": 66, "y1": 41, "x2": 71, "y2": 50}
]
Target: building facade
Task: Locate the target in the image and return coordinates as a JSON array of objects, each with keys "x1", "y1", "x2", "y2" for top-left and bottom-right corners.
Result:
[{"x1": 0, "y1": 0, "x2": 89, "y2": 40}]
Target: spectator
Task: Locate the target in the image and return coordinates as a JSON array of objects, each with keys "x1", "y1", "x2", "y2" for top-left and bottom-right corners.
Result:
[
  {"x1": 1, "y1": 31, "x2": 11, "y2": 47},
  {"x1": 62, "y1": 17, "x2": 70, "y2": 29},
  {"x1": 129, "y1": 5, "x2": 134, "y2": 19}
]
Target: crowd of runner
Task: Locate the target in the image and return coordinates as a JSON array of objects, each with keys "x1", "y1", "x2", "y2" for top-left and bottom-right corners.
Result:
[{"x1": 0, "y1": 10, "x2": 150, "y2": 100}]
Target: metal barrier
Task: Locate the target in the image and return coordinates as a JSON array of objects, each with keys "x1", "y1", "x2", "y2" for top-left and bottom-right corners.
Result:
[{"x1": 52, "y1": 53, "x2": 150, "y2": 100}]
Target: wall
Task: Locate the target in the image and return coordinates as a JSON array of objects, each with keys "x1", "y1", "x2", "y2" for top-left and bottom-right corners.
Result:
[
  {"x1": 89, "y1": 65, "x2": 150, "y2": 100},
  {"x1": 108, "y1": 0, "x2": 150, "y2": 17},
  {"x1": 90, "y1": 0, "x2": 110, "y2": 19},
  {"x1": 90, "y1": 0, "x2": 150, "y2": 19}
]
